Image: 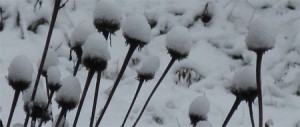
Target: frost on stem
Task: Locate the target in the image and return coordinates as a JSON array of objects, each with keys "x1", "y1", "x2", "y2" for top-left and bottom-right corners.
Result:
[
  {"x1": 82, "y1": 33, "x2": 111, "y2": 71},
  {"x1": 189, "y1": 96, "x2": 210, "y2": 127},
  {"x1": 166, "y1": 26, "x2": 192, "y2": 60},
  {"x1": 122, "y1": 13, "x2": 151, "y2": 48},
  {"x1": 47, "y1": 66, "x2": 62, "y2": 92},
  {"x1": 39, "y1": 49, "x2": 59, "y2": 76},
  {"x1": 245, "y1": 17, "x2": 275, "y2": 52},
  {"x1": 8, "y1": 55, "x2": 33, "y2": 91},
  {"x1": 22, "y1": 83, "x2": 49, "y2": 119},
  {"x1": 55, "y1": 76, "x2": 81, "y2": 110},
  {"x1": 230, "y1": 66, "x2": 257, "y2": 101},
  {"x1": 137, "y1": 56, "x2": 160, "y2": 81},
  {"x1": 93, "y1": 0, "x2": 122, "y2": 39}
]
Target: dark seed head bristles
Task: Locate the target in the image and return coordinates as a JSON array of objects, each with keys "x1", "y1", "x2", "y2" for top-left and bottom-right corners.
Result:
[
  {"x1": 137, "y1": 73, "x2": 154, "y2": 81},
  {"x1": 7, "y1": 78, "x2": 31, "y2": 91},
  {"x1": 123, "y1": 34, "x2": 147, "y2": 50},
  {"x1": 230, "y1": 87, "x2": 258, "y2": 102},
  {"x1": 48, "y1": 83, "x2": 61, "y2": 92},
  {"x1": 189, "y1": 113, "x2": 207, "y2": 126},
  {"x1": 24, "y1": 102, "x2": 47, "y2": 119},
  {"x1": 71, "y1": 45, "x2": 83, "y2": 57},
  {"x1": 94, "y1": 19, "x2": 120, "y2": 34},
  {"x1": 167, "y1": 48, "x2": 188, "y2": 60},
  {"x1": 83, "y1": 57, "x2": 107, "y2": 71},
  {"x1": 56, "y1": 99, "x2": 78, "y2": 110}
]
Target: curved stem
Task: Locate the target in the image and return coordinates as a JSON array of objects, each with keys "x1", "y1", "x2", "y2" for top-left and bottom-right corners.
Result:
[
  {"x1": 6, "y1": 90, "x2": 20, "y2": 127},
  {"x1": 121, "y1": 79, "x2": 144, "y2": 127},
  {"x1": 222, "y1": 97, "x2": 242, "y2": 127},
  {"x1": 56, "y1": 108, "x2": 67, "y2": 127},
  {"x1": 24, "y1": 0, "x2": 62, "y2": 125},
  {"x1": 73, "y1": 70, "x2": 95, "y2": 127},
  {"x1": 248, "y1": 102, "x2": 255, "y2": 127},
  {"x1": 256, "y1": 52, "x2": 263, "y2": 127},
  {"x1": 133, "y1": 58, "x2": 176, "y2": 127},
  {"x1": 95, "y1": 44, "x2": 138, "y2": 127},
  {"x1": 90, "y1": 72, "x2": 102, "y2": 127}
]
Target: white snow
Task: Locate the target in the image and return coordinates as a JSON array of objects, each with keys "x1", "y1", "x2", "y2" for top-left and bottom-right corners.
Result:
[
  {"x1": 55, "y1": 76, "x2": 81, "y2": 105},
  {"x1": 189, "y1": 96, "x2": 210, "y2": 117},
  {"x1": 196, "y1": 121, "x2": 213, "y2": 127},
  {"x1": 138, "y1": 56, "x2": 160, "y2": 76},
  {"x1": 70, "y1": 20, "x2": 97, "y2": 48},
  {"x1": 245, "y1": 17, "x2": 276, "y2": 51},
  {"x1": 47, "y1": 66, "x2": 61, "y2": 85},
  {"x1": 40, "y1": 49, "x2": 59, "y2": 72},
  {"x1": 82, "y1": 33, "x2": 111, "y2": 61},
  {"x1": 22, "y1": 81, "x2": 48, "y2": 107},
  {"x1": 166, "y1": 26, "x2": 192, "y2": 55},
  {"x1": 8, "y1": 55, "x2": 33, "y2": 82},
  {"x1": 93, "y1": 0, "x2": 122, "y2": 25},
  {"x1": 232, "y1": 66, "x2": 257, "y2": 91},
  {"x1": 122, "y1": 13, "x2": 151, "y2": 43}
]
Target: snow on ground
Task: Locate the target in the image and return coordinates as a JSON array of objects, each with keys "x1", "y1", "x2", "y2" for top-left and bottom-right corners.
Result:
[{"x1": 1, "y1": 0, "x2": 300, "y2": 127}]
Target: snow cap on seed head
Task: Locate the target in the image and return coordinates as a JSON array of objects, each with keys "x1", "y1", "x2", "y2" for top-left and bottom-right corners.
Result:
[
  {"x1": 40, "y1": 49, "x2": 59, "y2": 74},
  {"x1": 189, "y1": 96, "x2": 210, "y2": 126},
  {"x1": 82, "y1": 33, "x2": 111, "y2": 61},
  {"x1": 22, "y1": 80, "x2": 48, "y2": 108},
  {"x1": 8, "y1": 55, "x2": 33, "y2": 88},
  {"x1": 70, "y1": 21, "x2": 97, "y2": 48},
  {"x1": 137, "y1": 56, "x2": 160, "y2": 80},
  {"x1": 122, "y1": 13, "x2": 151, "y2": 46},
  {"x1": 47, "y1": 66, "x2": 62, "y2": 91},
  {"x1": 93, "y1": 0, "x2": 122, "y2": 27},
  {"x1": 231, "y1": 66, "x2": 257, "y2": 92},
  {"x1": 166, "y1": 26, "x2": 192, "y2": 59},
  {"x1": 246, "y1": 17, "x2": 276, "y2": 52},
  {"x1": 55, "y1": 76, "x2": 81, "y2": 110}
]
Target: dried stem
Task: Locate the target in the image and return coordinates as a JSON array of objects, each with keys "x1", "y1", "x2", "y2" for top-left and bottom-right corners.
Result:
[
  {"x1": 89, "y1": 72, "x2": 102, "y2": 127},
  {"x1": 55, "y1": 108, "x2": 67, "y2": 127},
  {"x1": 31, "y1": 117, "x2": 36, "y2": 127},
  {"x1": 6, "y1": 90, "x2": 20, "y2": 127},
  {"x1": 73, "y1": 48, "x2": 82, "y2": 76},
  {"x1": 121, "y1": 79, "x2": 145, "y2": 127},
  {"x1": 73, "y1": 70, "x2": 95, "y2": 127},
  {"x1": 222, "y1": 97, "x2": 242, "y2": 127},
  {"x1": 248, "y1": 102, "x2": 255, "y2": 127},
  {"x1": 256, "y1": 51, "x2": 263, "y2": 127},
  {"x1": 24, "y1": 0, "x2": 62, "y2": 125},
  {"x1": 133, "y1": 58, "x2": 176, "y2": 127},
  {"x1": 95, "y1": 44, "x2": 138, "y2": 127}
]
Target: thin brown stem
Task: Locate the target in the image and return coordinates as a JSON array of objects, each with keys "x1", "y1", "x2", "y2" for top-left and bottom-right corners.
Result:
[
  {"x1": 90, "y1": 72, "x2": 102, "y2": 127},
  {"x1": 248, "y1": 102, "x2": 255, "y2": 127},
  {"x1": 73, "y1": 70, "x2": 95, "y2": 127},
  {"x1": 133, "y1": 58, "x2": 176, "y2": 127},
  {"x1": 24, "y1": 0, "x2": 62, "y2": 125},
  {"x1": 121, "y1": 79, "x2": 144, "y2": 127},
  {"x1": 95, "y1": 44, "x2": 138, "y2": 127},
  {"x1": 222, "y1": 97, "x2": 242, "y2": 127},
  {"x1": 56, "y1": 108, "x2": 67, "y2": 127},
  {"x1": 6, "y1": 90, "x2": 20, "y2": 127},
  {"x1": 256, "y1": 51, "x2": 263, "y2": 127}
]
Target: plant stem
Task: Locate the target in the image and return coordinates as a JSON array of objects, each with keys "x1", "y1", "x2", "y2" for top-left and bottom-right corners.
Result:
[
  {"x1": 56, "y1": 108, "x2": 67, "y2": 127},
  {"x1": 90, "y1": 72, "x2": 102, "y2": 127},
  {"x1": 256, "y1": 51, "x2": 263, "y2": 127},
  {"x1": 45, "y1": 76, "x2": 50, "y2": 100},
  {"x1": 24, "y1": 0, "x2": 61, "y2": 125},
  {"x1": 73, "y1": 48, "x2": 82, "y2": 76},
  {"x1": 31, "y1": 117, "x2": 36, "y2": 127},
  {"x1": 6, "y1": 90, "x2": 20, "y2": 127},
  {"x1": 133, "y1": 58, "x2": 176, "y2": 127},
  {"x1": 121, "y1": 79, "x2": 144, "y2": 127},
  {"x1": 73, "y1": 70, "x2": 95, "y2": 127},
  {"x1": 95, "y1": 44, "x2": 138, "y2": 127},
  {"x1": 38, "y1": 90, "x2": 55, "y2": 127},
  {"x1": 222, "y1": 97, "x2": 241, "y2": 127},
  {"x1": 37, "y1": 119, "x2": 43, "y2": 127},
  {"x1": 248, "y1": 102, "x2": 255, "y2": 127}
]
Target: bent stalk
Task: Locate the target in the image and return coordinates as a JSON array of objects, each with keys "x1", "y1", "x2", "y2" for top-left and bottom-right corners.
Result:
[
  {"x1": 6, "y1": 90, "x2": 20, "y2": 127},
  {"x1": 222, "y1": 97, "x2": 242, "y2": 127}
]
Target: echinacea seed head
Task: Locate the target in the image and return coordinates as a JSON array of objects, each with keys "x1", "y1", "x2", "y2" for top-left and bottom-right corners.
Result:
[{"x1": 83, "y1": 57, "x2": 108, "y2": 71}]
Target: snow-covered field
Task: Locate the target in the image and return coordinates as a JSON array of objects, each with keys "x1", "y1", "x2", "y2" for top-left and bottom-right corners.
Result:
[{"x1": 1, "y1": 0, "x2": 300, "y2": 126}]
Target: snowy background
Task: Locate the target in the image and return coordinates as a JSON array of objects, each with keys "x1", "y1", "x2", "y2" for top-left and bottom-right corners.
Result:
[{"x1": 1, "y1": 0, "x2": 300, "y2": 126}]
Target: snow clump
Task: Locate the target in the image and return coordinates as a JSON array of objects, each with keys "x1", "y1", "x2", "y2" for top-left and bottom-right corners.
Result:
[
  {"x1": 245, "y1": 17, "x2": 276, "y2": 51},
  {"x1": 70, "y1": 21, "x2": 97, "y2": 48},
  {"x1": 82, "y1": 33, "x2": 111, "y2": 61},
  {"x1": 231, "y1": 66, "x2": 257, "y2": 92},
  {"x1": 8, "y1": 55, "x2": 33, "y2": 91},
  {"x1": 137, "y1": 56, "x2": 160, "y2": 80},
  {"x1": 47, "y1": 66, "x2": 62, "y2": 91},
  {"x1": 166, "y1": 26, "x2": 192, "y2": 59},
  {"x1": 122, "y1": 13, "x2": 151, "y2": 45},
  {"x1": 40, "y1": 49, "x2": 59, "y2": 75},
  {"x1": 55, "y1": 76, "x2": 81, "y2": 110},
  {"x1": 189, "y1": 96, "x2": 210, "y2": 126}
]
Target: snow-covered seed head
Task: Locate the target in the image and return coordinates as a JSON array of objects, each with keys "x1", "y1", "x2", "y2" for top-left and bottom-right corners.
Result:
[
  {"x1": 82, "y1": 33, "x2": 111, "y2": 71},
  {"x1": 40, "y1": 49, "x2": 59, "y2": 76},
  {"x1": 166, "y1": 26, "x2": 192, "y2": 60},
  {"x1": 230, "y1": 66, "x2": 257, "y2": 101},
  {"x1": 55, "y1": 76, "x2": 81, "y2": 110},
  {"x1": 22, "y1": 82, "x2": 48, "y2": 118},
  {"x1": 93, "y1": 0, "x2": 122, "y2": 39},
  {"x1": 195, "y1": 121, "x2": 213, "y2": 127},
  {"x1": 52, "y1": 114, "x2": 69, "y2": 127},
  {"x1": 122, "y1": 13, "x2": 151, "y2": 49},
  {"x1": 137, "y1": 56, "x2": 160, "y2": 81},
  {"x1": 7, "y1": 55, "x2": 33, "y2": 91},
  {"x1": 189, "y1": 96, "x2": 210, "y2": 127},
  {"x1": 70, "y1": 21, "x2": 97, "y2": 54},
  {"x1": 47, "y1": 66, "x2": 62, "y2": 92},
  {"x1": 245, "y1": 17, "x2": 275, "y2": 52}
]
